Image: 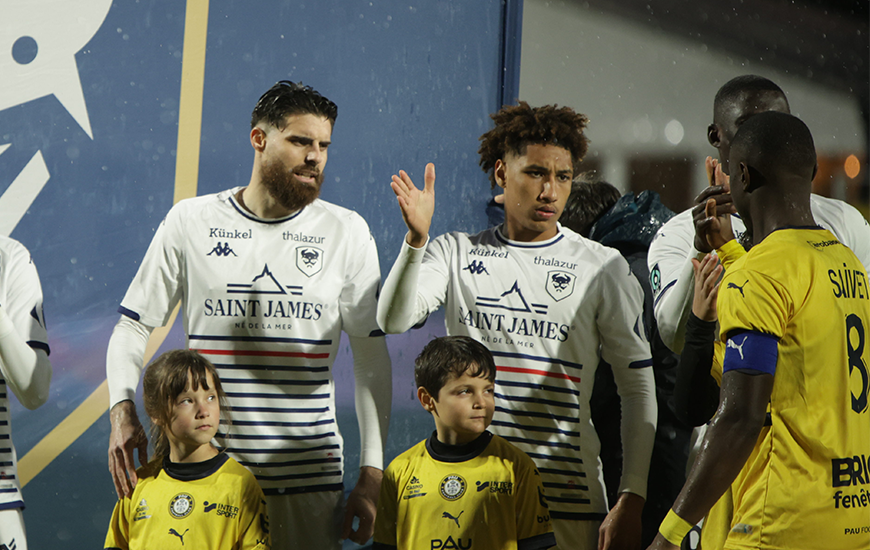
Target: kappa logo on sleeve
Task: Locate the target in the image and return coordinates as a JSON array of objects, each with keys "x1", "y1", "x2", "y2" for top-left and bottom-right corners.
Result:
[
  {"x1": 208, "y1": 242, "x2": 238, "y2": 257},
  {"x1": 462, "y1": 260, "x2": 489, "y2": 275}
]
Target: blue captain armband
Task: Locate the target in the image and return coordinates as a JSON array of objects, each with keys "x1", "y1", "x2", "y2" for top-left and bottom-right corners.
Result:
[{"x1": 723, "y1": 330, "x2": 778, "y2": 376}]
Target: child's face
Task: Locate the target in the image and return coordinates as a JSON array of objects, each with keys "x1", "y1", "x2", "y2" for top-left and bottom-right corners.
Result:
[
  {"x1": 165, "y1": 371, "x2": 220, "y2": 462},
  {"x1": 424, "y1": 367, "x2": 495, "y2": 445}
]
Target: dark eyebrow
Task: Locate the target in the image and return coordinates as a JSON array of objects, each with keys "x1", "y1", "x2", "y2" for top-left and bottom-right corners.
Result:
[{"x1": 288, "y1": 134, "x2": 331, "y2": 147}]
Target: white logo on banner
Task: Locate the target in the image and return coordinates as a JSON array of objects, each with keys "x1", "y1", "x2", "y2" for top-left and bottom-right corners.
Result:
[{"x1": 0, "y1": 0, "x2": 112, "y2": 235}]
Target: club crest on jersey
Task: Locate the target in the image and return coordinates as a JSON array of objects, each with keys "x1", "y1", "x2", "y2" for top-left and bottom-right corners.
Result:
[
  {"x1": 546, "y1": 270, "x2": 575, "y2": 301},
  {"x1": 169, "y1": 493, "x2": 195, "y2": 519},
  {"x1": 296, "y1": 246, "x2": 323, "y2": 277},
  {"x1": 440, "y1": 474, "x2": 467, "y2": 501}
]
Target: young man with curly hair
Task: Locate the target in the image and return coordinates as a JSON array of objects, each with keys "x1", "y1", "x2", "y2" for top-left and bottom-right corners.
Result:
[{"x1": 377, "y1": 101, "x2": 657, "y2": 550}]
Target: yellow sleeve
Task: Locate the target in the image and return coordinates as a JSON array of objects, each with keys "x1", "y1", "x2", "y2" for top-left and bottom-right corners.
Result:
[
  {"x1": 718, "y1": 267, "x2": 789, "y2": 342},
  {"x1": 716, "y1": 239, "x2": 746, "y2": 271},
  {"x1": 372, "y1": 463, "x2": 399, "y2": 549},
  {"x1": 239, "y1": 477, "x2": 271, "y2": 550},
  {"x1": 104, "y1": 497, "x2": 130, "y2": 550},
  {"x1": 710, "y1": 340, "x2": 726, "y2": 386},
  {"x1": 515, "y1": 457, "x2": 556, "y2": 549}
]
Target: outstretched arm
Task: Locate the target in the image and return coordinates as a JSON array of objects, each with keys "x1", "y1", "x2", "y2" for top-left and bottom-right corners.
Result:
[
  {"x1": 341, "y1": 335, "x2": 392, "y2": 544},
  {"x1": 106, "y1": 315, "x2": 152, "y2": 498}
]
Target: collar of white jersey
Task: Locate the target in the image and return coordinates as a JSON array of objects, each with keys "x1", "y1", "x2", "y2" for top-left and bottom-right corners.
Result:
[
  {"x1": 494, "y1": 223, "x2": 566, "y2": 248},
  {"x1": 227, "y1": 186, "x2": 307, "y2": 224}
]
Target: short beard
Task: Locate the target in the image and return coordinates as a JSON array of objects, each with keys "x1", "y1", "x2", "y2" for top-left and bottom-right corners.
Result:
[{"x1": 260, "y1": 160, "x2": 324, "y2": 212}]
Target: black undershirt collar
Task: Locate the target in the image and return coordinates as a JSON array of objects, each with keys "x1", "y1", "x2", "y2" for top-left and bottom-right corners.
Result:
[
  {"x1": 163, "y1": 452, "x2": 229, "y2": 481},
  {"x1": 426, "y1": 430, "x2": 493, "y2": 463}
]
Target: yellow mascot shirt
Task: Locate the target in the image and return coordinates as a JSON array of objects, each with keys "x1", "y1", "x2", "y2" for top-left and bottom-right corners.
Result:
[
  {"x1": 373, "y1": 431, "x2": 555, "y2": 550},
  {"x1": 105, "y1": 453, "x2": 270, "y2": 550}
]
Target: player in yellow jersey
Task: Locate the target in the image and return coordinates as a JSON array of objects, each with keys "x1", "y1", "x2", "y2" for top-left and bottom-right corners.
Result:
[
  {"x1": 373, "y1": 336, "x2": 555, "y2": 550},
  {"x1": 105, "y1": 350, "x2": 269, "y2": 550},
  {"x1": 647, "y1": 111, "x2": 870, "y2": 550}
]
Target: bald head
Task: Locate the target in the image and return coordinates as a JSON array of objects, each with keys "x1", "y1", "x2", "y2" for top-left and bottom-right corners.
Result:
[
  {"x1": 731, "y1": 111, "x2": 815, "y2": 181},
  {"x1": 728, "y1": 112, "x2": 816, "y2": 235},
  {"x1": 709, "y1": 75, "x2": 791, "y2": 174}
]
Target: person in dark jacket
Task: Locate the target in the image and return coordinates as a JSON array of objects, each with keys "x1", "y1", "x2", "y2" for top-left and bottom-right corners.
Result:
[{"x1": 561, "y1": 176, "x2": 692, "y2": 550}]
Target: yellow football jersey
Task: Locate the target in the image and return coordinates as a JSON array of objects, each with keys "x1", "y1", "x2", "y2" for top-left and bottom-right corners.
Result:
[
  {"x1": 717, "y1": 228, "x2": 870, "y2": 550},
  {"x1": 373, "y1": 431, "x2": 555, "y2": 550},
  {"x1": 104, "y1": 453, "x2": 270, "y2": 550}
]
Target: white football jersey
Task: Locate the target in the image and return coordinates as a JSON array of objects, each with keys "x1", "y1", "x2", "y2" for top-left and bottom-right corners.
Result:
[
  {"x1": 648, "y1": 194, "x2": 870, "y2": 352},
  {"x1": 120, "y1": 188, "x2": 382, "y2": 494},
  {"x1": 0, "y1": 236, "x2": 49, "y2": 509},
  {"x1": 408, "y1": 226, "x2": 654, "y2": 519}
]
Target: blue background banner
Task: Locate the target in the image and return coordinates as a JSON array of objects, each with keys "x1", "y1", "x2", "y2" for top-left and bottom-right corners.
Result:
[{"x1": 0, "y1": 0, "x2": 520, "y2": 546}]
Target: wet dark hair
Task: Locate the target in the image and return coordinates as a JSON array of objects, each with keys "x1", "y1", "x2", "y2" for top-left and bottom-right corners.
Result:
[
  {"x1": 478, "y1": 101, "x2": 590, "y2": 188},
  {"x1": 251, "y1": 80, "x2": 338, "y2": 130},
  {"x1": 142, "y1": 349, "x2": 229, "y2": 459},
  {"x1": 415, "y1": 336, "x2": 496, "y2": 399},
  {"x1": 714, "y1": 75, "x2": 789, "y2": 118},
  {"x1": 559, "y1": 174, "x2": 621, "y2": 237},
  {"x1": 731, "y1": 111, "x2": 816, "y2": 180}
]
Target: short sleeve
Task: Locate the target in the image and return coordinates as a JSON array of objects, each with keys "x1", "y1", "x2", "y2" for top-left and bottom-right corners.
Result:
[
  {"x1": 118, "y1": 206, "x2": 185, "y2": 328},
  {"x1": 372, "y1": 464, "x2": 399, "y2": 550},
  {"x1": 515, "y1": 457, "x2": 557, "y2": 550},
  {"x1": 103, "y1": 497, "x2": 131, "y2": 550},
  {"x1": 0, "y1": 239, "x2": 48, "y2": 352},
  {"x1": 718, "y1": 267, "x2": 790, "y2": 343},
  {"x1": 339, "y1": 214, "x2": 383, "y2": 337},
  {"x1": 239, "y1": 475, "x2": 271, "y2": 550}
]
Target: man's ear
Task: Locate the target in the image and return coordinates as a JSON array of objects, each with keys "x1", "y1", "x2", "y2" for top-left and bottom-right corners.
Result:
[
  {"x1": 738, "y1": 161, "x2": 752, "y2": 193},
  {"x1": 418, "y1": 387, "x2": 437, "y2": 413},
  {"x1": 494, "y1": 159, "x2": 507, "y2": 190},
  {"x1": 250, "y1": 127, "x2": 267, "y2": 152},
  {"x1": 707, "y1": 124, "x2": 721, "y2": 147}
]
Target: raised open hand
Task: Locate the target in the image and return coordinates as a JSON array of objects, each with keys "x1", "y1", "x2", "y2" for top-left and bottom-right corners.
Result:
[{"x1": 390, "y1": 163, "x2": 435, "y2": 248}]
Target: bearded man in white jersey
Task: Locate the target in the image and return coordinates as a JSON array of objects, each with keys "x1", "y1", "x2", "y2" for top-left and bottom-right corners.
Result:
[
  {"x1": 377, "y1": 102, "x2": 657, "y2": 550},
  {"x1": 106, "y1": 81, "x2": 391, "y2": 549}
]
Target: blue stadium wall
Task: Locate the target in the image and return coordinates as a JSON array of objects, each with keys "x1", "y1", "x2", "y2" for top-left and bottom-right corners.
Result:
[{"x1": 0, "y1": 1, "x2": 522, "y2": 547}]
